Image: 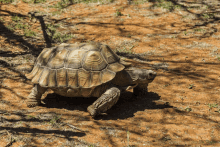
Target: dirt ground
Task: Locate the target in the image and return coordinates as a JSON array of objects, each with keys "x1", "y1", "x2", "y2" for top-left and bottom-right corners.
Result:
[{"x1": 0, "y1": 0, "x2": 220, "y2": 146}]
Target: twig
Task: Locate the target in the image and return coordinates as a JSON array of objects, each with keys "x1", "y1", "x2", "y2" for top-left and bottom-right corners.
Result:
[
  {"x1": 61, "y1": 123, "x2": 84, "y2": 132},
  {"x1": 5, "y1": 130, "x2": 15, "y2": 147}
]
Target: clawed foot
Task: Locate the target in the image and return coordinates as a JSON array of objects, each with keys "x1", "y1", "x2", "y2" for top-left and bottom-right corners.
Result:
[
  {"x1": 26, "y1": 101, "x2": 41, "y2": 108},
  {"x1": 133, "y1": 86, "x2": 148, "y2": 97},
  {"x1": 87, "y1": 105, "x2": 97, "y2": 117}
]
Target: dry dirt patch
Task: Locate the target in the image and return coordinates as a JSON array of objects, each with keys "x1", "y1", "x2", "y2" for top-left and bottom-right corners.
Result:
[{"x1": 0, "y1": 0, "x2": 220, "y2": 146}]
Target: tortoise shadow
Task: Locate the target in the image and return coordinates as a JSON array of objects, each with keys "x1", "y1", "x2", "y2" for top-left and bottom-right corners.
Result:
[{"x1": 42, "y1": 91, "x2": 172, "y2": 120}]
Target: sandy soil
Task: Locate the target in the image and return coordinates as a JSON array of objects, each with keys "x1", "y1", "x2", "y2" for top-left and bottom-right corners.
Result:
[{"x1": 0, "y1": 0, "x2": 220, "y2": 146}]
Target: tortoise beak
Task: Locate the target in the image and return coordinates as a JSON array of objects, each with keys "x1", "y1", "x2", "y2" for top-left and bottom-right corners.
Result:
[{"x1": 148, "y1": 71, "x2": 157, "y2": 81}]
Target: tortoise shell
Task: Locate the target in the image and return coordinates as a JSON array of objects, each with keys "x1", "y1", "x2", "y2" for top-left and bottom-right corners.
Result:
[{"x1": 26, "y1": 42, "x2": 125, "y2": 88}]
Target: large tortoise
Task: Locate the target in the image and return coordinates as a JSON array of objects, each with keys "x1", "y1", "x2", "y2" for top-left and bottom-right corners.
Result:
[{"x1": 26, "y1": 42, "x2": 157, "y2": 117}]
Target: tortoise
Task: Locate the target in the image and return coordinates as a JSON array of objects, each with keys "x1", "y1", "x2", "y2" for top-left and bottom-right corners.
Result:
[{"x1": 26, "y1": 42, "x2": 157, "y2": 117}]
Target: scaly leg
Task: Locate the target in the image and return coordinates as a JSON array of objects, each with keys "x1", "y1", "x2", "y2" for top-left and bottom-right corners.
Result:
[
  {"x1": 27, "y1": 84, "x2": 47, "y2": 107},
  {"x1": 133, "y1": 84, "x2": 148, "y2": 97},
  {"x1": 87, "y1": 87, "x2": 120, "y2": 117}
]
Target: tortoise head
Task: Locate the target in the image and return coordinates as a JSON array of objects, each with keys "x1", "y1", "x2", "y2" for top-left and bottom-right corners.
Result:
[
  {"x1": 125, "y1": 67, "x2": 157, "y2": 86},
  {"x1": 125, "y1": 67, "x2": 156, "y2": 96}
]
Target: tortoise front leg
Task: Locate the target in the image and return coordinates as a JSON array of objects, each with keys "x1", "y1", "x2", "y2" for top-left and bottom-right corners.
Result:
[
  {"x1": 133, "y1": 84, "x2": 148, "y2": 97},
  {"x1": 27, "y1": 84, "x2": 47, "y2": 107},
  {"x1": 87, "y1": 87, "x2": 120, "y2": 117}
]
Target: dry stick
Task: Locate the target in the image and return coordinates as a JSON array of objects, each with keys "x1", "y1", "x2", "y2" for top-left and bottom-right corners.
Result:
[
  {"x1": 61, "y1": 123, "x2": 84, "y2": 132},
  {"x1": 5, "y1": 130, "x2": 15, "y2": 147}
]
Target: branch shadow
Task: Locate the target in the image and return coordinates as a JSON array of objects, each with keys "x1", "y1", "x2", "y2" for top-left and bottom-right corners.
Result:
[
  {"x1": 0, "y1": 18, "x2": 42, "y2": 57},
  {"x1": 28, "y1": 12, "x2": 52, "y2": 48},
  {"x1": 0, "y1": 126, "x2": 85, "y2": 138}
]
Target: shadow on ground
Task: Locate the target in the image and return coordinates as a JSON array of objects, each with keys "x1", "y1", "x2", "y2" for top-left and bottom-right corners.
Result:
[
  {"x1": 42, "y1": 91, "x2": 173, "y2": 120},
  {"x1": 0, "y1": 126, "x2": 85, "y2": 138}
]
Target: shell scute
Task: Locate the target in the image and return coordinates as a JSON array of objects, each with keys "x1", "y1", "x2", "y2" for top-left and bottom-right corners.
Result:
[
  {"x1": 101, "y1": 69, "x2": 115, "y2": 83},
  {"x1": 107, "y1": 62, "x2": 125, "y2": 72},
  {"x1": 39, "y1": 68, "x2": 50, "y2": 87},
  {"x1": 65, "y1": 49, "x2": 85, "y2": 69},
  {"x1": 90, "y1": 72, "x2": 102, "y2": 87},
  {"x1": 26, "y1": 64, "x2": 40, "y2": 79},
  {"x1": 82, "y1": 51, "x2": 107, "y2": 71},
  {"x1": 31, "y1": 66, "x2": 44, "y2": 84},
  {"x1": 36, "y1": 48, "x2": 55, "y2": 66},
  {"x1": 47, "y1": 48, "x2": 68, "y2": 69},
  {"x1": 48, "y1": 70, "x2": 56, "y2": 87},
  {"x1": 101, "y1": 44, "x2": 120, "y2": 64},
  {"x1": 57, "y1": 68, "x2": 67, "y2": 87},
  {"x1": 78, "y1": 69, "x2": 91, "y2": 88},
  {"x1": 67, "y1": 69, "x2": 78, "y2": 88},
  {"x1": 81, "y1": 42, "x2": 101, "y2": 51}
]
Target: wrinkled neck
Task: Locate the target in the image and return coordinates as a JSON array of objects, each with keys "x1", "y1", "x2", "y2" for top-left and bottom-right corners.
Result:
[
  {"x1": 124, "y1": 68, "x2": 139, "y2": 84},
  {"x1": 111, "y1": 70, "x2": 134, "y2": 86}
]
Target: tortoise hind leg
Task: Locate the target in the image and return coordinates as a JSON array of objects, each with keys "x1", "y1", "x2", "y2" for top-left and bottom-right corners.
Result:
[
  {"x1": 27, "y1": 84, "x2": 47, "y2": 107},
  {"x1": 87, "y1": 87, "x2": 120, "y2": 117}
]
